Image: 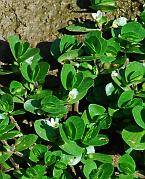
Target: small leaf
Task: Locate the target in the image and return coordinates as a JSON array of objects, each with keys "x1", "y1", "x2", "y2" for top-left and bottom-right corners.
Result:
[
  {"x1": 118, "y1": 90, "x2": 134, "y2": 108},
  {"x1": 29, "y1": 144, "x2": 47, "y2": 162},
  {"x1": 92, "y1": 163, "x2": 114, "y2": 179},
  {"x1": 15, "y1": 134, "x2": 38, "y2": 151},
  {"x1": 119, "y1": 174, "x2": 134, "y2": 179},
  {"x1": 83, "y1": 133, "x2": 109, "y2": 146},
  {"x1": 84, "y1": 31, "x2": 107, "y2": 57},
  {"x1": 118, "y1": 154, "x2": 136, "y2": 174},
  {"x1": 58, "y1": 49, "x2": 82, "y2": 63},
  {"x1": 0, "y1": 152, "x2": 12, "y2": 164},
  {"x1": 125, "y1": 62, "x2": 145, "y2": 83},
  {"x1": 7, "y1": 35, "x2": 21, "y2": 60},
  {"x1": 0, "y1": 171, "x2": 11, "y2": 179},
  {"x1": 0, "y1": 94, "x2": 14, "y2": 112},
  {"x1": 61, "y1": 64, "x2": 76, "y2": 90},
  {"x1": 89, "y1": 104, "x2": 106, "y2": 118},
  {"x1": 35, "y1": 62, "x2": 50, "y2": 82},
  {"x1": 59, "y1": 140, "x2": 84, "y2": 156},
  {"x1": 0, "y1": 130, "x2": 21, "y2": 140},
  {"x1": 66, "y1": 24, "x2": 97, "y2": 33},
  {"x1": 22, "y1": 165, "x2": 46, "y2": 179},
  {"x1": 65, "y1": 116, "x2": 85, "y2": 140},
  {"x1": 132, "y1": 105, "x2": 145, "y2": 129},
  {"x1": 34, "y1": 119, "x2": 58, "y2": 141},
  {"x1": 122, "y1": 125, "x2": 145, "y2": 150},
  {"x1": 121, "y1": 22, "x2": 145, "y2": 42},
  {"x1": 45, "y1": 151, "x2": 57, "y2": 166},
  {"x1": 24, "y1": 99, "x2": 41, "y2": 114},
  {"x1": 83, "y1": 159, "x2": 97, "y2": 179},
  {"x1": 88, "y1": 153, "x2": 112, "y2": 163},
  {"x1": 60, "y1": 35, "x2": 76, "y2": 53},
  {"x1": 41, "y1": 95, "x2": 67, "y2": 117},
  {"x1": 10, "y1": 81, "x2": 26, "y2": 96}
]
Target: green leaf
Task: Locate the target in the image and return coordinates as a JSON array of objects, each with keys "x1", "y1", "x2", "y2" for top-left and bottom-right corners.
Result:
[
  {"x1": 121, "y1": 22, "x2": 145, "y2": 43},
  {"x1": 45, "y1": 151, "x2": 57, "y2": 166},
  {"x1": 53, "y1": 167, "x2": 63, "y2": 178},
  {"x1": 132, "y1": 105, "x2": 145, "y2": 129},
  {"x1": 22, "y1": 165, "x2": 47, "y2": 179},
  {"x1": 15, "y1": 134, "x2": 38, "y2": 151},
  {"x1": 0, "y1": 124, "x2": 15, "y2": 136},
  {"x1": 0, "y1": 152, "x2": 12, "y2": 164},
  {"x1": 0, "y1": 94, "x2": 14, "y2": 112},
  {"x1": 20, "y1": 48, "x2": 41, "y2": 63},
  {"x1": 91, "y1": 163, "x2": 114, "y2": 179},
  {"x1": 35, "y1": 62, "x2": 50, "y2": 82},
  {"x1": 0, "y1": 114, "x2": 9, "y2": 128},
  {"x1": 59, "y1": 140, "x2": 84, "y2": 156},
  {"x1": 24, "y1": 99, "x2": 41, "y2": 114},
  {"x1": 66, "y1": 24, "x2": 97, "y2": 33},
  {"x1": 122, "y1": 125, "x2": 145, "y2": 150},
  {"x1": 65, "y1": 116, "x2": 85, "y2": 140},
  {"x1": 60, "y1": 35, "x2": 76, "y2": 53},
  {"x1": 106, "y1": 38, "x2": 121, "y2": 57},
  {"x1": 7, "y1": 35, "x2": 21, "y2": 60},
  {"x1": 50, "y1": 38, "x2": 61, "y2": 59},
  {"x1": 125, "y1": 62, "x2": 145, "y2": 83},
  {"x1": 29, "y1": 144, "x2": 47, "y2": 162},
  {"x1": 34, "y1": 119, "x2": 58, "y2": 141},
  {"x1": 119, "y1": 174, "x2": 134, "y2": 179},
  {"x1": 88, "y1": 153, "x2": 112, "y2": 163},
  {"x1": 0, "y1": 171, "x2": 11, "y2": 179},
  {"x1": 84, "y1": 31, "x2": 107, "y2": 57},
  {"x1": 83, "y1": 132, "x2": 109, "y2": 146},
  {"x1": 0, "y1": 130, "x2": 21, "y2": 140},
  {"x1": 20, "y1": 62, "x2": 37, "y2": 82},
  {"x1": 29, "y1": 89, "x2": 52, "y2": 100},
  {"x1": 90, "y1": 0, "x2": 116, "y2": 12},
  {"x1": 83, "y1": 159, "x2": 97, "y2": 179},
  {"x1": 70, "y1": 77, "x2": 94, "y2": 104},
  {"x1": 118, "y1": 90, "x2": 134, "y2": 108},
  {"x1": 118, "y1": 154, "x2": 136, "y2": 174},
  {"x1": 58, "y1": 49, "x2": 82, "y2": 63},
  {"x1": 41, "y1": 95, "x2": 67, "y2": 117},
  {"x1": 10, "y1": 81, "x2": 26, "y2": 96},
  {"x1": 89, "y1": 104, "x2": 106, "y2": 118},
  {"x1": 100, "y1": 56, "x2": 115, "y2": 63},
  {"x1": 61, "y1": 64, "x2": 76, "y2": 90}
]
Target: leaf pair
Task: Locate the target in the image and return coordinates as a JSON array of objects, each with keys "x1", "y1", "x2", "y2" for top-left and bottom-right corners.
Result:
[
  {"x1": 8, "y1": 35, "x2": 42, "y2": 63},
  {"x1": 20, "y1": 61, "x2": 49, "y2": 83}
]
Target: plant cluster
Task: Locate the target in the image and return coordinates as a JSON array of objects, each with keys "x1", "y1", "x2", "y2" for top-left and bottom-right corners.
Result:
[{"x1": 0, "y1": 1, "x2": 145, "y2": 179}]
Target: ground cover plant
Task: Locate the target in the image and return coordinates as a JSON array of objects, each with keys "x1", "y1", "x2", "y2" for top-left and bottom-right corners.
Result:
[{"x1": 0, "y1": 1, "x2": 145, "y2": 178}]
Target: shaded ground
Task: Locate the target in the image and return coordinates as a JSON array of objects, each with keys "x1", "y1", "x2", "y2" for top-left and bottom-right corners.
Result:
[{"x1": 0, "y1": 0, "x2": 144, "y2": 46}]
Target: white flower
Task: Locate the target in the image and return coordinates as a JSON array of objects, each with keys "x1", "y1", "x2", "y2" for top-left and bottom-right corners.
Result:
[
  {"x1": 46, "y1": 117, "x2": 59, "y2": 128},
  {"x1": 92, "y1": 11, "x2": 105, "y2": 21},
  {"x1": 68, "y1": 156, "x2": 82, "y2": 166},
  {"x1": 111, "y1": 70, "x2": 120, "y2": 77},
  {"x1": 25, "y1": 56, "x2": 33, "y2": 65},
  {"x1": 86, "y1": 146, "x2": 95, "y2": 154},
  {"x1": 69, "y1": 88, "x2": 79, "y2": 100},
  {"x1": 112, "y1": 17, "x2": 127, "y2": 28}
]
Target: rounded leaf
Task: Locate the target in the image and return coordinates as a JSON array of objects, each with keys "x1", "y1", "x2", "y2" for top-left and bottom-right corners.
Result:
[
  {"x1": 34, "y1": 119, "x2": 58, "y2": 141},
  {"x1": 122, "y1": 125, "x2": 145, "y2": 150},
  {"x1": 132, "y1": 105, "x2": 145, "y2": 129}
]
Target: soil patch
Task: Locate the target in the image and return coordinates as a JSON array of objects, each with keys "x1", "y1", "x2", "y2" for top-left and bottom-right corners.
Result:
[{"x1": 0, "y1": 0, "x2": 144, "y2": 46}]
